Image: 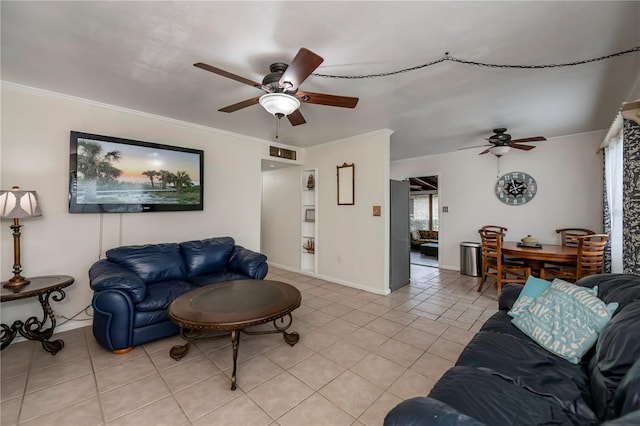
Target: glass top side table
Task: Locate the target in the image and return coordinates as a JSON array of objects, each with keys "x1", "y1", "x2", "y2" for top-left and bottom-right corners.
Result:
[{"x1": 1, "y1": 275, "x2": 75, "y2": 354}]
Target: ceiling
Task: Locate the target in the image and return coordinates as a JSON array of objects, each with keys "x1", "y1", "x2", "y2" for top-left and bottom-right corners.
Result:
[
  {"x1": 1, "y1": 1, "x2": 639, "y2": 161},
  {"x1": 409, "y1": 176, "x2": 438, "y2": 193}
]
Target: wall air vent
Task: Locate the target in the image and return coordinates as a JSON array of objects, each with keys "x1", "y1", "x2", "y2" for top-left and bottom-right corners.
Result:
[{"x1": 269, "y1": 146, "x2": 296, "y2": 160}]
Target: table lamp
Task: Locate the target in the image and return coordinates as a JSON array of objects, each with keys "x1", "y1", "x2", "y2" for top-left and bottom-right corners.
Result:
[{"x1": 0, "y1": 186, "x2": 41, "y2": 289}]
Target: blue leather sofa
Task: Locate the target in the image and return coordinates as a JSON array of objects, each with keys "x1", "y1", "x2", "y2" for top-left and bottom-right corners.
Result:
[
  {"x1": 89, "y1": 237, "x2": 268, "y2": 353},
  {"x1": 385, "y1": 273, "x2": 640, "y2": 426}
]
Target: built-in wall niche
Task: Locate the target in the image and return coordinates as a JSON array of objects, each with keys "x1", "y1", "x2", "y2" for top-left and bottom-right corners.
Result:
[{"x1": 301, "y1": 169, "x2": 317, "y2": 273}]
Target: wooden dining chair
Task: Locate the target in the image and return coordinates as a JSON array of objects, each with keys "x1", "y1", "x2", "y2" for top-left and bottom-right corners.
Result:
[
  {"x1": 477, "y1": 229, "x2": 531, "y2": 296},
  {"x1": 481, "y1": 225, "x2": 508, "y2": 234},
  {"x1": 480, "y1": 225, "x2": 526, "y2": 264},
  {"x1": 556, "y1": 228, "x2": 596, "y2": 248},
  {"x1": 540, "y1": 234, "x2": 608, "y2": 282}
]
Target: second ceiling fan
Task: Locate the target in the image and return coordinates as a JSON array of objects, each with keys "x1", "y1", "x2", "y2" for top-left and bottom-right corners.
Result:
[
  {"x1": 194, "y1": 48, "x2": 359, "y2": 126},
  {"x1": 461, "y1": 128, "x2": 547, "y2": 156}
]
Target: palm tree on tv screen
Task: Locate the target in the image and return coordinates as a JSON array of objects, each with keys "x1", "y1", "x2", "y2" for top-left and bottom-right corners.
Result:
[
  {"x1": 173, "y1": 171, "x2": 192, "y2": 193},
  {"x1": 77, "y1": 141, "x2": 122, "y2": 201},
  {"x1": 142, "y1": 170, "x2": 160, "y2": 188},
  {"x1": 158, "y1": 170, "x2": 174, "y2": 189}
]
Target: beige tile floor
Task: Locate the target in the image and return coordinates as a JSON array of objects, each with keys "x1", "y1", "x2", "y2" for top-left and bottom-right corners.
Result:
[{"x1": 1, "y1": 265, "x2": 499, "y2": 426}]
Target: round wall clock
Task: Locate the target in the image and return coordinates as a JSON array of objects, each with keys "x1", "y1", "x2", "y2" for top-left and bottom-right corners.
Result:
[{"x1": 495, "y1": 172, "x2": 537, "y2": 205}]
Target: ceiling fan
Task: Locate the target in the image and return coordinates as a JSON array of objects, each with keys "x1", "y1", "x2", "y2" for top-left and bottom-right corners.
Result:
[
  {"x1": 194, "y1": 48, "x2": 359, "y2": 126},
  {"x1": 461, "y1": 128, "x2": 547, "y2": 157}
]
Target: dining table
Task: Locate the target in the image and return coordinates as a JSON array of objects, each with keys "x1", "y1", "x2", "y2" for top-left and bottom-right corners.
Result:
[{"x1": 502, "y1": 241, "x2": 577, "y2": 276}]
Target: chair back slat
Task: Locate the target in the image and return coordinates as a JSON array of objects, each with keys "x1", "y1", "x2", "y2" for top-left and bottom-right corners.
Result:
[
  {"x1": 576, "y1": 234, "x2": 608, "y2": 280},
  {"x1": 481, "y1": 225, "x2": 508, "y2": 235},
  {"x1": 477, "y1": 228, "x2": 530, "y2": 295},
  {"x1": 556, "y1": 228, "x2": 596, "y2": 248}
]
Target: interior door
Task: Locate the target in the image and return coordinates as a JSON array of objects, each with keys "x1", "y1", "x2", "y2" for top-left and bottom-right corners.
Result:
[{"x1": 390, "y1": 179, "x2": 410, "y2": 292}]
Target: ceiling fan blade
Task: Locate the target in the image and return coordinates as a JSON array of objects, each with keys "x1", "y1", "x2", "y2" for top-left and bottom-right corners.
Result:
[
  {"x1": 279, "y1": 48, "x2": 324, "y2": 91},
  {"x1": 287, "y1": 109, "x2": 306, "y2": 126},
  {"x1": 511, "y1": 136, "x2": 547, "y2": 143},
  {"x1": 297, "y1": 91, "x2": 359, "y2": 108},
  {"x1": 510, "y1": 143, "x2": 536, "y2": 151},
  {"x1": 194, "y1": 62, "x2": 268, "y2": 91},
  {"x1": 458, "y1": 144, "x2": 492, "y2": 151},
  {"x1": 479, "y1": 148, "x2": 492, "y2": 155},
  {"x1": 218, "y1": 96, "x2": 261, "y2": 113}
]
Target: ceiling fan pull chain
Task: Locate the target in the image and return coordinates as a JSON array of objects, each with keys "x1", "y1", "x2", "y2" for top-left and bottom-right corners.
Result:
[
  {"x1": 275, "y1": 115, "x2": 280, "y2": 140},
  {"x1": 497, "y1": 157, "x2": 501, "y2": 178}
]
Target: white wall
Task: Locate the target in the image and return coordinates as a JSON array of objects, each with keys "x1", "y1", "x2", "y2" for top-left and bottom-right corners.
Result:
[
  {"x1": 306, "y1": 130, "x2": 392, "y2": 294},
  {"x1": 1, "y1": 84, "x2": 267, "y2": 329},
  {"x1": 261, "y1": 165, "x2": 302, "y2": 268},
  {"x1": 391, "y1": 131, "x2": 605, "y2": 271}
]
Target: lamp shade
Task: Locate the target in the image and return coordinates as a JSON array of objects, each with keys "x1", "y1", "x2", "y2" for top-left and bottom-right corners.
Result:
[
  {"x1": 259, "y1": 93, "x2": 301, "y2": 116},
  {"x1": 0, "y1": 186, "x2": 41, "y2": 218},
  {"x1": 489, "y1": 145, "x2": 511, "y2": 157}
]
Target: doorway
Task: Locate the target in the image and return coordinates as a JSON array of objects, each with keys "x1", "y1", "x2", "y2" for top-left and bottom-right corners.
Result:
[{"x1": 408, "y1": 176, "x2": 439, "y2": 268}]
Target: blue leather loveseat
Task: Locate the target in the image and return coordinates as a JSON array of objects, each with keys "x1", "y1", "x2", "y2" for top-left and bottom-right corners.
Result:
[
  {"x1": 385, "y1": 273, "x2": 640, "y2": 426},
  {"x1": 89, "y1": 237, "x2": 268, "y2": 353}
]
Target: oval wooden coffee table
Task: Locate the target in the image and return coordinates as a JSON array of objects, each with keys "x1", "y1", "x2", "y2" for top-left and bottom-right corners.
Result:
[{"x1": 168, "y1": 279, "x2": 301, "y2": 390}]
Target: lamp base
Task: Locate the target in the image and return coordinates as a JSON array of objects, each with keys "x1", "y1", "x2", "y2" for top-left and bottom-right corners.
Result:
[{"x1": 3, "y1": 276, "x2": 31, "y2": 289}]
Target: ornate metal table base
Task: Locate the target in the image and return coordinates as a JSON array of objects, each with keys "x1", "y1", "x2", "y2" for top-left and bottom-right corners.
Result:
[
  {"x1": 1, "y1": 275, "x2": 74, "y2": 355},
  {"x1": 170, "y1": 314, "x2": 300, "y2": 390}
]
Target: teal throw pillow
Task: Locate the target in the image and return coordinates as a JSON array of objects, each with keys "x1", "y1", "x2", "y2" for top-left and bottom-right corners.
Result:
[
  {"x1": 508, "y1": 276, "x2": 551, "y2": 318},
  {"x1": 511, "y1": 279, "x2": 618, "y2": 364}
]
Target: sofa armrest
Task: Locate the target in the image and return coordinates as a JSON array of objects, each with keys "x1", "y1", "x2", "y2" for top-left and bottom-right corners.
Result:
[
  {"x1": 89, "y1": 259, "x2": 147, "y2": 303},
  {"x1": 498, "y1": 284, "x2": 524, "y2": 311},
  {"x1": 228, "y1": 246, "x2": 268, "y2": 279},
  {"x1": 384, "y1": 397, "x2": 486, "y2": 426}
]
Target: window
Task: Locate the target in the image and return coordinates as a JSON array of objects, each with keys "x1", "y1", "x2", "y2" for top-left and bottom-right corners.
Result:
[{"x1": 410, "y1": 193, "x2": 438, "y2": 231}]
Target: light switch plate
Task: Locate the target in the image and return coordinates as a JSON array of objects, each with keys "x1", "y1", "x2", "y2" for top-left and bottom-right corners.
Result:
[{"x1": 373, "y1": 205, "x2": 381, "y2": 216}]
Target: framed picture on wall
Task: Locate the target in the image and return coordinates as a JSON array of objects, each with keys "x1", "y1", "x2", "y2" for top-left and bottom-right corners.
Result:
[{"x1": 337, "y1": 163, "x2": 354, "y2": 205}]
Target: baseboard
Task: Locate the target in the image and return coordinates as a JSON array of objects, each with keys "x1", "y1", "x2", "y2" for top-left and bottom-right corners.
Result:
[{"x1": 267, "y1": 262, "x2": 390, "y2": 295}]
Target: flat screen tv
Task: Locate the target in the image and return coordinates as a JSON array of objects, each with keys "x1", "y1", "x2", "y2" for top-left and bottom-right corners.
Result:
[{"x1": 69, "y1": 131, "x2": 204, "y2": 213}]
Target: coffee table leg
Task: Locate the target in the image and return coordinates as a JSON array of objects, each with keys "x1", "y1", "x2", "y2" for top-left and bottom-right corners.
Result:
[
  {"x1": 170, "y1": 328, "x2": 193, "y2": 360},
  {"x1": 230, "y1": 330, "x2": 240, "y2": 390},
  {"x1": 274, "y1": 314, "x2": 300, "y2": 346}
]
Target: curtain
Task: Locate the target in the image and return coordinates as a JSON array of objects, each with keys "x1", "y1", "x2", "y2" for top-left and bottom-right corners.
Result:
[
  {"x1": 603, "y1": 122, "x2": 624, "y2": 272},
  {"x1": 622, "y1": 118, "x2": 640, "y2": 273},
  {"x1": 602, "y1": 100, "x2": 640, "y2": 274}
]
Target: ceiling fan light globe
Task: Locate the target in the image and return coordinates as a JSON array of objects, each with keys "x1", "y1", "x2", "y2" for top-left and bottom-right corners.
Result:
[
  {"x1": 259, "y1": 93, "x2": 300, "y2": 116},
  {"x1": 489, "y1": 145, "x2": 510, "y2": 157}
]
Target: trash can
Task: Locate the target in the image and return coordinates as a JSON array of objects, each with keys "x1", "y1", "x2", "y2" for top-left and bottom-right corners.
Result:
[{"x1": 460, "y1": 242, "x2": 482, "y2": 277}]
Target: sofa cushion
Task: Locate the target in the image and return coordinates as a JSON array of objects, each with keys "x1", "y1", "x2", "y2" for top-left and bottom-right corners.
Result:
[
  {"x1": 478, "y1": 311, "x2": 540, "y2": 343},
  {"x1": 512, "y1": 279, "x2": 618, "y2": 364},
  {"x1": 133, "y1": 308, "x2": 172, "y2": 328},
  {"x1": 135, "y1": 279, "x2": 196, "y2": 312},
  {"x1": 428, "y1": 366, "x2": 598, "y2": 425},
  {"x1": 456, "y1": 329, "x2": 594, "y2": 417},
  {"x1": 589, "y1": 300, "x2": 640, "y2": 420},
  {"x1": 189, "y1": 272, "x2": 242, "y2": 287},
  {"x1": 107, "y1": 243, "x2": 186, "y2": 284},
  {"x1": 418, "y1": 230, "x2": 438, "y2": 240},
  {"x1": 578, "y1": 273, "x2": 640, "y2": 310},
  {"x1": 180, "y1": 237, "x2": 235, "y2": 278}
]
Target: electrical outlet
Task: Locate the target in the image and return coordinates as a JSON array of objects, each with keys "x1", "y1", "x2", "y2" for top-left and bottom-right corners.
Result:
[{"x1": 442, "y1": 206, "x2": 449, "y2": 213}]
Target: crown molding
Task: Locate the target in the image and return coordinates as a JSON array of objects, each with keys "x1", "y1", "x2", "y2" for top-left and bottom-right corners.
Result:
[{"x1": 0, "y1": 80, "x2": 281, "y2": 146}]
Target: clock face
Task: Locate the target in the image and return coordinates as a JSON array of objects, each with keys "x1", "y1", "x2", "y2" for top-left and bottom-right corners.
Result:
[{"x1": 495, "y1": 172, "x2": 537, "y2": 205}]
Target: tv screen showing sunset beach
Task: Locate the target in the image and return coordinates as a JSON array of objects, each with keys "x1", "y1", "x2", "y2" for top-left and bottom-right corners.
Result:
[{"x1": 69, "y1": 132, "x2": 203, "y2": 212}]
